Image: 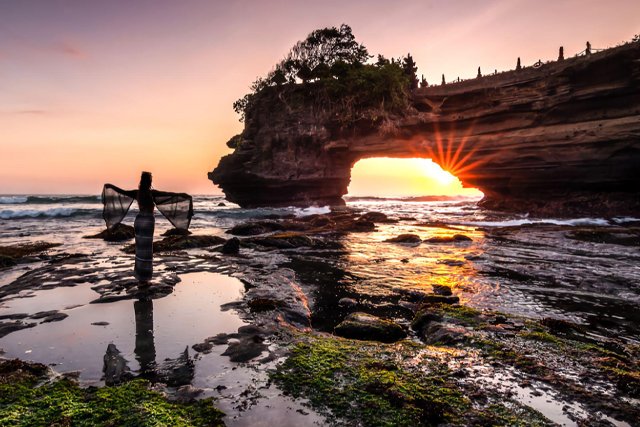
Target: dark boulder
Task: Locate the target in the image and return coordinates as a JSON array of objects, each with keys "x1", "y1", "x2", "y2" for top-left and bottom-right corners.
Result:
[
  {"x1": 85, "y1": 223, "x2": 135, "y2": 241},
  {"x1": 334, "y1": 312, "x2": 406, "y2": 343},
  {"x1": 221, "y1": 237, "x2": 240, "y2": 254},
  {"x1": 228, "y1": 220, "x2": 284, "y2": 236}
]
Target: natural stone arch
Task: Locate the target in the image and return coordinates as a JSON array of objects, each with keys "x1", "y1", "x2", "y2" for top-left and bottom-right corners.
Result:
[{"x1": 210, "y1": 42, "x2": 640, "y2": 215}]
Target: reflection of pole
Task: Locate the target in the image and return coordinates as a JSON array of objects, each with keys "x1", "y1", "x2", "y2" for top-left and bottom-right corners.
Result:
[{"x1": 134, "y1": 298, "x2": 156, "y2": 377}]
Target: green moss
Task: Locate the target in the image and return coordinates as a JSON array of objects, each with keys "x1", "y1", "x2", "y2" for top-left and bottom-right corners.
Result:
[
  {"x1": 0, "y1": 362, "x2": 224, "y2": 427},
  {"x1": 272, "y1": 336, "x2": 469, "y2": 426},
  {"x1": 519, "y1": 331, "x2": 563, "y2": 345}
]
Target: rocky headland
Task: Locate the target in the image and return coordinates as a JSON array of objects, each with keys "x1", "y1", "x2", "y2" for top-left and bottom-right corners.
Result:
[{"x1": 210, "y1": 41, "x2": 640, "y2": 216}]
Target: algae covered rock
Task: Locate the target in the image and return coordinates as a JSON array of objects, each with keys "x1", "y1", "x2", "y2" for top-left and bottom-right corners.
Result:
[{"x1": 334, "y1": 312, "x2": 406, "y2": 343}]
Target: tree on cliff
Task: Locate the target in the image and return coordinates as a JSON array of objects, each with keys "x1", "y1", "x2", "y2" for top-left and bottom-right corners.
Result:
[
  {"x1": 402, "y1": 54, "x2": 419, "y2": 90},
  {"x1": 233, "y1": 24, "x2": 410, "y2": 125},
  {"x1": 277, "y1": 24, "x2": 370, "y2": 82}
]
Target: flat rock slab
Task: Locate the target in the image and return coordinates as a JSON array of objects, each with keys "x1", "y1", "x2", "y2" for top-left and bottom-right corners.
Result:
[{"x1": 334, "y1": 312, "x2": 406, "y2": 343}]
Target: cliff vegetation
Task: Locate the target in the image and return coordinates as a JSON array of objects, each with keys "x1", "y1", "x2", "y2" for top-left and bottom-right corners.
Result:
[{"x1": 231, "y1": 24, "x2": 418, "y2": 134}]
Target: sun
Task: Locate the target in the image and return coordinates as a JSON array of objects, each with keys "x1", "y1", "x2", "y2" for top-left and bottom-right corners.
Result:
[{"x1": 348, "y1": 157, "x2": 483, "y2": 197}]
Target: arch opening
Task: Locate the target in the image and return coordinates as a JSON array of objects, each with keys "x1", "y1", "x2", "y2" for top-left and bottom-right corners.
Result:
[{"x1": 347, "y1": 157, "x2": 483, "y2": 199}]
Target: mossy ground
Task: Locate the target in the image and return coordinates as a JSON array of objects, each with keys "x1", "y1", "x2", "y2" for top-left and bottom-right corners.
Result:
[
  {"x1": 0, "y1": 359, "x2": 224, "y2": 427},
  {"x1": 271, "y1": 335, "x2": 551, "y2": 426}
]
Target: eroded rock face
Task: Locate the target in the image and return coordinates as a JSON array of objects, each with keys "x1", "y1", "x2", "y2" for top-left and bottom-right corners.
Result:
[{"x1": 210, "y1": 42, "x2": 640, "y2": 215}]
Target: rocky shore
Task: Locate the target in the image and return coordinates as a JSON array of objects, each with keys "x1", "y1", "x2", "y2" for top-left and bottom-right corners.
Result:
[{"x1": 1, "y1": 207, "x2": 639, "y2": 425}]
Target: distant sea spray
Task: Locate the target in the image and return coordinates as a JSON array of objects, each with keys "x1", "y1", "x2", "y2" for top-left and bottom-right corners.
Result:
[
  {"x1": 0, "y1": 195, "x2": 101, "y2": 204},
  {"x1": 0, "y1": 207, "x2": 100, "y2": 220}
]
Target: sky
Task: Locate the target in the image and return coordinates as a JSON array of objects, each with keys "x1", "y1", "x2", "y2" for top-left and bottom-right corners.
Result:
[{"x1": 1, "y1": 0, "x2": 638, "y2": 196}]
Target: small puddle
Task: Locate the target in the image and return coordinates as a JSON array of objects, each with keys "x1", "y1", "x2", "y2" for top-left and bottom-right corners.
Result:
[
  {"x1": 0, "y1": 272, "x2": 246, "y2": 383},
  {"x1": 0, "y1": 271, "x2": 326, "y2": 426}
]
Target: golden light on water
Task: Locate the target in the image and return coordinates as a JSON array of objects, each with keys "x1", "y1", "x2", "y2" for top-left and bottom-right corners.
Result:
[{"x1": 348, "y1": 158, "x2": 483, "y2": 197}]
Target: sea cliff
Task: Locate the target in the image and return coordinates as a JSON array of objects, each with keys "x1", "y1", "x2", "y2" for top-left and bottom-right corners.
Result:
[{"x1": 210, "y1": 41, "x2": 640, "y2": 215}]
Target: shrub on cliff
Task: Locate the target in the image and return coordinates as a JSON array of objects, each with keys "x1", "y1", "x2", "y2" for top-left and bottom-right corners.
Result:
[{"x1": 233, "y1": 24, "x2": 413, "y2": 126}]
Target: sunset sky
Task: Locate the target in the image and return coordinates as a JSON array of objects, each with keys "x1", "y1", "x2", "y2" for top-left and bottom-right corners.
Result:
[{"x1": 1, "y1": 0, "x2": 638, "y2": 196}]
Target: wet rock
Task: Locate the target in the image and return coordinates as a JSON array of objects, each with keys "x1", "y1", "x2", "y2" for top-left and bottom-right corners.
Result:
[
  {"x1": 347, "y1": 219, "x2": 376, "y2": 232},
  {"x1": 566, "y1": 229, "x2": 640, "y2": 246},
  {"x1": 31, "y1": 310, "x2": 60, "y2": 319},
  {"x1": 248, "y1": 297, "x2": 282, "y2": 312},
  {"x1": 191, "y1": 341, "x2": 214, "y2": 353},
  {"x1": 384, "y1": 234, "x2": 421, "y2": 244},
  {"x1": 425, "y1": 234, "x2": 472, "y2": 243},
  {"x1": 157, "y1": 347, "x2": 195, "y2": 387},
  {"x1": 248, "y1": 232, "x2": 316, "y2": 249},
  {"x1": 411, "y1": 308, "x2": 443, "y2": 331},
  {"x1": 360, "y1": 212, "x2": 397, "y2": 223},
  {"x1": 221, "y1": 237, "x2": 240, "y2": 254},
  {"x1": 437, "y1": 259, "x2": 465, "y2": 267},
  {"x1": 334, "y1": 312, "x2": 406, "y2": 343},
  {"x1": 221, "y1": 334, "x2": 268, "y2": 363},
  {"x1": 0, "y1": 242, "x2": 60, "y2": 260},
  {"x1": 162, "y1": 228, "x2": 192, "y2": 237},
  {"x1": 0, "y1": 313, "x2": 29, "y2": 320},
  {"x1": 338, "y1": 297, "x2": 358, "y2": 307},
  {"x1": 540, "y1": 317, "x2": 585, "y2": 335},
  {"x1": 0, "y1": 320, "x2": 35, "y2": 338},
  {"x1": 432, "y1": 285, "x2": 453, "y2": 296},
  {"x1": 85, "y1": 223, "x2": 135, "y2": 241},
  {"x1": 171, "y1": 385, "x2": 204, "y2": 403},
  {"x1": 124, "y1": 235, "x2": 226, "y2": 253},
  {"x1": 420, "y1": 322, "x2": 469, "y2": 345},
  {"x1": 0, "y1": 358, "x2": 49, "y2": 381},
  {"x1": 228, "y1": 220, "x2": 284, "y2": 236},
  {"x1": 40, "y1": 312, "x2": 68, "y2": 323},
  {"x1": 103, "y1": 343, "x2": 132, "y2": 386},
  {"x1": 0, "y1": 255, "x2": 16, "y2": 268},
  {"x1": 422, "y1": 294, "x2": 460, "y2": 304}
]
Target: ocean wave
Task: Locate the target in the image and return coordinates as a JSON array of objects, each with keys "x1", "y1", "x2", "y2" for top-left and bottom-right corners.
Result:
[
  {"x1": 293, "y1": 206, "x2": 331, "y2": 217},
  {"x1": 0, "y1": 208, "x2": 99, "y2": 220},
  {"x1": 0, "y1": 195, "x2": 101, "y2": 205},
  {"x1": 0, "y1": 196, "x2": 29, "y2": 204},
  {"x1": 460, "y1": 218, "x2": 612, "y2": 227}
]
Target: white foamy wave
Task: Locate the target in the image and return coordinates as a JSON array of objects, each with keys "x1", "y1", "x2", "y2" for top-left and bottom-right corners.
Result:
[
  {"x1": 293, "y1": 206, "x2": 331, "y2": 217},
  {"x1": 610, "y1": 216, "x2": 640, "y2": 224},
  {"x1": 0, "y1": 208, "x2": 91, "y2": 219},
  {"x1": 461, "y1": 218, "x2": 611, "y2": 227},
  {"x1": 0, "y1": 196, "x2": 28, "y2": 204}
]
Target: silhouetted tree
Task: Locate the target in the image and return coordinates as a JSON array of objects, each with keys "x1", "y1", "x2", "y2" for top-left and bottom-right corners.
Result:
[
  {"x1": 420, "y1": 74, "x2": 428, "y2": 88},
  {"x1": 558, "y1": 46, "x2": 564, "y2": 61},
  {"x1": 311, "y1": 62, "x2": 332, "y2": 80},
  {"x1": 402, "y1": 53, "x2": 419, "y2": 89},
  {"x1": 441, "y1": 74, "x2": 445, "y2": 85},
  {"x1": 477, "y1": 66, "x2": 482, "y2": 78},
  {"x1": 516, "y1": 57, "x2": 522, "y2": 70},
  {"x1": 376, "y1": 54, "x2": 390, "y2": 66},
  {"x1": 270, "y1": 68, "x2": 287, "y2": 86},
  {"x1": 585, "y1": 41, "x2": 591, "y2": 55},
  {"x1": 276, "y1": 24, "x2": 370, "y2": 82}
]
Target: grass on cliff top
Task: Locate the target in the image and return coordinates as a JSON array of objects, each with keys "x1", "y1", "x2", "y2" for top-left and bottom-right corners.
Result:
[
  {"x1": 271, "y1": 335, "x2": 551, "y2": 427},
  {"x1": 0, "y1": 359, "x2": 224, "y2": 427}
]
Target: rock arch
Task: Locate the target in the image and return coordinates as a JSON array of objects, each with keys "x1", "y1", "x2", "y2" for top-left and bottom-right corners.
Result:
[{"x1": 209, "y1": 42, "x2": 640, "y2": 216}]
